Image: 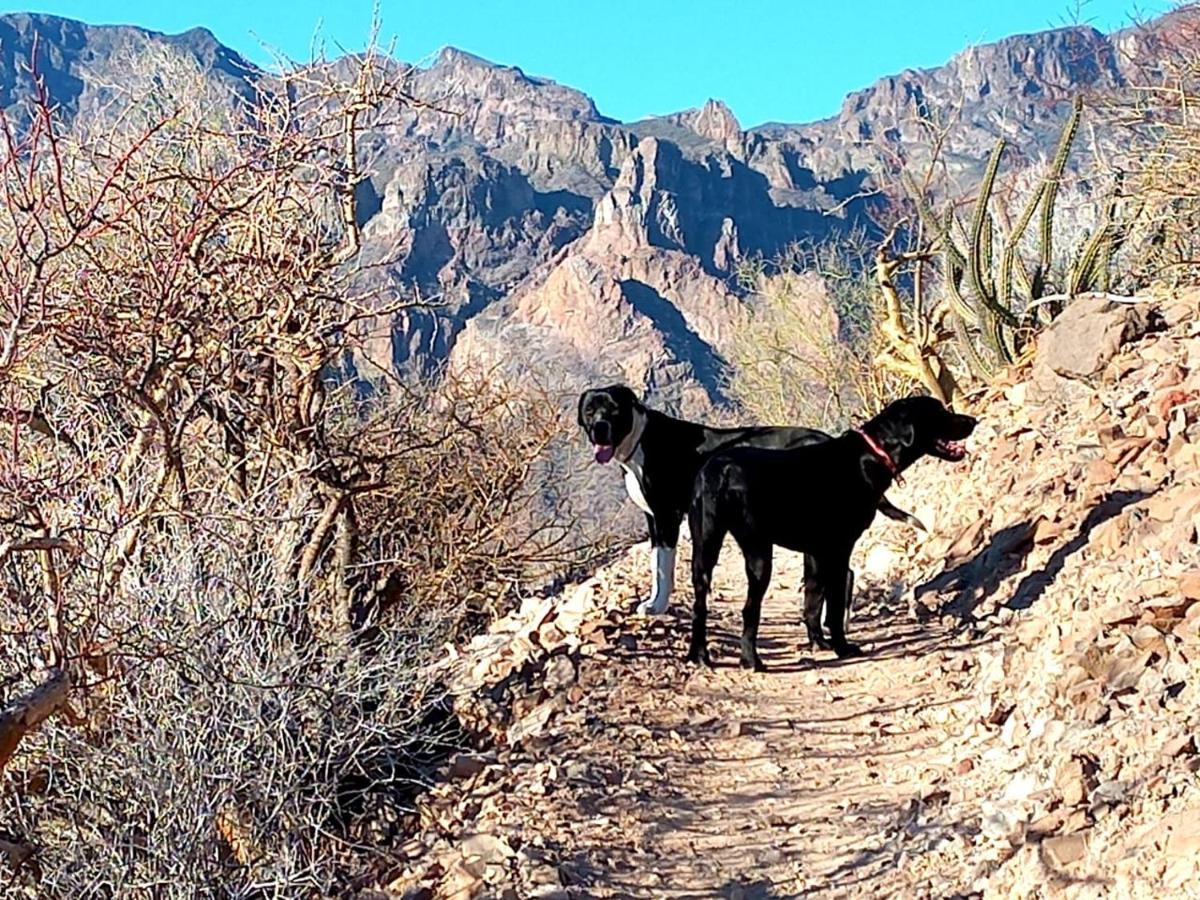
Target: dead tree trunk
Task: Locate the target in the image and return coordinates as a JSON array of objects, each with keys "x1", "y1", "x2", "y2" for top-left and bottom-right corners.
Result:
[{"x1": 0, "y1": 668, "x2": 70, "y2": 776}]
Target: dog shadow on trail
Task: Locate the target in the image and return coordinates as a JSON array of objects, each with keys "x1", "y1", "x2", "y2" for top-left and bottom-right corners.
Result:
[
  {"x1": 914, "y1": 520, "x2": 1038, "y2": 619},
  {"x1": 753, "y1": 587, "x2": 988, "y2": 675},
  {"x1": 913, "y1": 487, "x2": 1152, "y2": 621},
  {"x1": 1006, "y1": 489, "x2": 1151, "y2": 610},
  {"x1": 549, "y1": 591, "x2": 990, "y2": 895}
]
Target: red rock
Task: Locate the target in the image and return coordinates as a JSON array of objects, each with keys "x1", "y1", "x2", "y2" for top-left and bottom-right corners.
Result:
[
  {"x1": 1179, "y1": 572, "x2": 1200, "y2": 600},
  {"x1": 1157, "y1": 388, "x2": 1197, "y2": 420},
  {"x1": 1162, "y1": 734, "x2": 1197, "y2": 759}
]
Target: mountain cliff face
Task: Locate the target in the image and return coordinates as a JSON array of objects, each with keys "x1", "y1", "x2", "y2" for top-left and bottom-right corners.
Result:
[
  {"x1": 0, "y1": 13, "x2": 257, "y2": 117},
  {"x1": 756, "y1": 26, "x2": 1130, "y2": 183},
  {"x1": 0, "y1": 11, "x2": 1159, "y2": 408}
]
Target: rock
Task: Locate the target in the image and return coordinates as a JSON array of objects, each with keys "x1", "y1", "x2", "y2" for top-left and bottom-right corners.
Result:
[
  {"x1": 449, "y1": 752, "x2": 494, "y2": 781},
  {"x1": 441, "y1": 858, "x2": 484, "y2": 899},
  {"x1": 507, "y1": 696, "x2": 567, "y2": 746},
  {"x1": 1161, "y1": 810, "x2": 1200, "y2": 856},
  {"x1": 526, "y1": 863, "x2": 563, "y2": 887},
  {"x1": 1085, "y1": 458, "x2": 1118, "y2": 486},
  {"x1": 1056, "y1": 757, "x2": 1098, "y2": 808},
  {"x1": 1179, "y1": 571, "x2": 1200, "y2": 600},
  {"x1": 1042, "y1": 830, "x2": 1091, "y2": 867},
  {"x1": 1032, "y1": 516, "x2": 1068, "y2": 544},
  {"x1": 1090, "y1": 780, "x2": 1130, "y2": 808},
  {"x1": 1163, "y1": 734, "x2": 1198, "y2": 759},
  {"x1": 980, "y1": 800, "x2": 1027, "y2": 846},
  {"x1": 460, "y1": 833, "x2": 515, "y2": 865},
  {"x1": 542, "y1": 654, "x2": 577, "y2": 693},
  {"x1": 1028, "y1": 808, "x2": 1069, "y2": 837},
  {"x1": 1035, "y1": 294, "x2": 1153, "y2": 382}
]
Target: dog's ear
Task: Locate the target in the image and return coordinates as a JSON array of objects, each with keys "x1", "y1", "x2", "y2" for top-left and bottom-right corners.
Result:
[
  {"x1": 886, "y1": 419, "x2": 915, "y2": 449},
  {"x1": 577, "y1": 390, "x2": 594, "y2": 428},
  {"x1": 608, "y1": 384, "x2": 642, "y2": 412}
]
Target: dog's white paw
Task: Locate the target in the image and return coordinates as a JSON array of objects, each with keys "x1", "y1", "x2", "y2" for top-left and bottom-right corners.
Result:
[{"x1": 636, "y1": 596, "x2": 669, "y2": 616}]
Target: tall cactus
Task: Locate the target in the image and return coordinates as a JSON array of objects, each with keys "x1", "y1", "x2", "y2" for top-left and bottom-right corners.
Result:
[
  {"x1": 1000, "y1": 180, "x2": 1047, "y2": 309},
  {"x1": 1035, "y1": 96, "x2": 1083, "y2": 314},
  {"x1": 1068, "y1": 173, "x2": 1125, "y2": 297},
  {"x1": 907, "y1": 94, "x2": 1094, "y2": 372}
]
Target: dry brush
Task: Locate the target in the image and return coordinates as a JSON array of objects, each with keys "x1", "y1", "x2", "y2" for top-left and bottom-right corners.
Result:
[{"x1": 0, "y1": 36, "x2": 586, "y2": 897}]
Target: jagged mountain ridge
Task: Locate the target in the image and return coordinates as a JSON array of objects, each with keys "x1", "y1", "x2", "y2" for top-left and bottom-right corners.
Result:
[{"x1": 0, "y1": 11, "x2": 1159, "y2": 407}]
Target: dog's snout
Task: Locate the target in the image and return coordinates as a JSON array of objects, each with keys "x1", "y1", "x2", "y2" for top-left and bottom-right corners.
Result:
[
  {"x1": 951, "y1": 413, "x2": 978, "y2": 438},
  {"x1": 592, "y1": 420, "x2": 612, "y2": 444}
]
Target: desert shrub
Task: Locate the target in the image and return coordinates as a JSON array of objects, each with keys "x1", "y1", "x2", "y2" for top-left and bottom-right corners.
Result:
[
  {"x1": 1111, "y1": 3, "x2": 1200, "y2": 285},
  {"x1": 724, "y1": 237, "x2": 915, "y2": 431},
  {"x1": 0, "y1": 34, "x2": 591, "y2": 897}
]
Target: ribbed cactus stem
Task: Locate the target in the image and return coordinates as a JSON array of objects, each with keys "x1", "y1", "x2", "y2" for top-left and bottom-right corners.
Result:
[
  {"x1": 968, "y1": 140, "x2": 1020, "y2": 331},
  {"x1": 1069, "y1": 183, "x2": 1121, "y2": 296},
  {"x1": 1001, "y1": 181, "x2": 1047, "y2": 307},
  {"x1": 1038, "y1": 96, "x2": 1083, "y2": 294},
  {"x1": 936, "y1": 207, "x2": 976, "y2": 325},
  {"x1": 981, "y1": 212, "x2": 995, "y2": 296},
  {"x1": 952, "y1": 312, "x2": 994, "y2": 379}
]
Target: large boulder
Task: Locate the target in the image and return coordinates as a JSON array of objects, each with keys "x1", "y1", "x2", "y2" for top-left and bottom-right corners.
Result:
[{"x1": 1034, "y1": 293, "x2": 1155, "y2": 382}]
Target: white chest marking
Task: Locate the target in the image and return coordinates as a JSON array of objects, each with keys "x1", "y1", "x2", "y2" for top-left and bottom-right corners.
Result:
[{"x1": 619, "y1": 445, "x2": 653, "y2": 515}]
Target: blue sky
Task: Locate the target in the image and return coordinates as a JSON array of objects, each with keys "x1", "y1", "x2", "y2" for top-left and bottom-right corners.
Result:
[{"x1": 16, "y1": 1, "x2": 1165, "y2": 126}]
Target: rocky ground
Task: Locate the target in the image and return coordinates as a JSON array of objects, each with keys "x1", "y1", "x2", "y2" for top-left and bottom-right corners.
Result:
[{"x1": 381, "y1": 290, "x2": 1200, "y2": 899}]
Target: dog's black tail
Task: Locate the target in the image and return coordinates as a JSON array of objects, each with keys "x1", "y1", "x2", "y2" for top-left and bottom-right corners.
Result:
[{"x1": 877, "y1": 497, "x2": 926, "y2": 532}]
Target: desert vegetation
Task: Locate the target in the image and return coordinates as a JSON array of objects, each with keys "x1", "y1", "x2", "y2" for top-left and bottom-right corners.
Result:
[
  {"x1": 724, "y1": 235, "x2": 910, "y2": 430},
  {"x1": 0, "y1": 35, "x2": 596, "y2": 896},
  {"x1": 727, "y1": 7, "x2": 1200, "y2": 425}
]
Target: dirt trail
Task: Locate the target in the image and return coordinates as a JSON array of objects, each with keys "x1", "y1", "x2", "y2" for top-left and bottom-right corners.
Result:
[
  {"x1": 553, "y1": 549, "x2": 980, "y2": 898},
  {"x1": 400, "y1": 540, "x2": 992, "y2": 899}
]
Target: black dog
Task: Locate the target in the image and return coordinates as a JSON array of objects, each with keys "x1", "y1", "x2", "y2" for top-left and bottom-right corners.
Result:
[
  {"x1": 577, "y1": 384, "x2": 923, "y2": 620},
  {"x1": 687, "y1": 395, "x2": 977, "y2": 670}
]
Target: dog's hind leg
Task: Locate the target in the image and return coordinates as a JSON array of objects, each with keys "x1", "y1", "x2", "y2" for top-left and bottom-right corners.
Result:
[
  {"x1": 687, "y1": 507, "x2": 722, "y2": 667},
  {"x1": 843, "y1": 568, "x2": 855, "y2": 635},
  {"x1": 739, "y1": 545, "x2": 772, "y2": 672}
]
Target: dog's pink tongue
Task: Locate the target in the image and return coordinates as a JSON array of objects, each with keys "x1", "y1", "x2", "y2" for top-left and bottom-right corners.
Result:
[{"x1": 594, "y1": 444, "x2": 615, "y2": 464}]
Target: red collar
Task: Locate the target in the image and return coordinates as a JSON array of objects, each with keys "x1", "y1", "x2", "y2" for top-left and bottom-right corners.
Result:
[{"x1": 855, "y1": 428, "x2": 902, "y2": 484}]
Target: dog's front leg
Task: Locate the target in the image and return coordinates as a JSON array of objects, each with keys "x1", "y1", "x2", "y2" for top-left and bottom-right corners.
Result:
[
  {"x1": 636, "y1": 514, "x2": 677, "y2": 616},
  {"x1": 820, "y1": 551, "x2": 862, "y2": 659},
  {"x1": 802, "y1": 554, "x2": 833, "y2": 651}
]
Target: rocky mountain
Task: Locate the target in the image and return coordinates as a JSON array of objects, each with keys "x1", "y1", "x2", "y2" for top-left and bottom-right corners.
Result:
[
  {"x1": 0, "y1": 13, "x2": 257, "y2": 117},
  {"x1": 0, "y1": 11, "x2": 1172, "y2": 409}
]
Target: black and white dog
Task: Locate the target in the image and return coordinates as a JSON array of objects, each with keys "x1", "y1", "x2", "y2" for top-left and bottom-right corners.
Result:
[
  {"x1": 577, "y1": 384, "x2": 923, "y2": 616},
  {"x1": 687, "y1": 395, "x2": 977, "y2": 668}
]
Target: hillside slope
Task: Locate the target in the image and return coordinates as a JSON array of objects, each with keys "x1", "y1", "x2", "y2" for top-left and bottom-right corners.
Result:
[{"x1": 386, "y1": 289, "x2": 1200, "y2": 898}]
